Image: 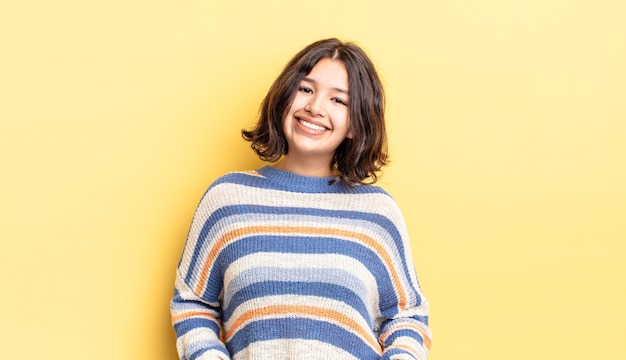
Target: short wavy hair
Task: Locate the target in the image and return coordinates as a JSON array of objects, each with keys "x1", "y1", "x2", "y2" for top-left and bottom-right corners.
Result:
[{"x1": 242, "y1": 38, "x2": 389, "y2": 187}]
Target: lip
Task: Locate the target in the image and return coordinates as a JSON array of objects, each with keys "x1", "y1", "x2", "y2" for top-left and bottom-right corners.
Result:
[{"x1": 295, "y1": 115, "x2": 329, "y2": 132}]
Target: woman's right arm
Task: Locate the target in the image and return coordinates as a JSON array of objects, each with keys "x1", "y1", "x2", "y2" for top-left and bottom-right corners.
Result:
[
  {"x1": 170, "y1": 186, "x2": 231, "y2": 360},
  {"x1": 171, "y1": 271, "x2": 230, "y2": 359}
]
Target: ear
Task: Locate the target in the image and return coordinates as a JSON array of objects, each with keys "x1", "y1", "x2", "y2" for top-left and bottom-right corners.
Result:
[{"x1": 346, "y1": 128, "x2": 354, "y2": 139}]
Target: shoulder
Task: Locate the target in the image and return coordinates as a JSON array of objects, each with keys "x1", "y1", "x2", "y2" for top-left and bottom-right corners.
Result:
[
  {"x1": 209, "y1": 169, "x2": 266, "y2": 188},
  {"x1": 349, "y1": 183, "x2": 396, "y2": 205},
  {"x1": 359, "y1": 184, "x2": 407, "y2": 222},
  {"x1": 333, "y1": 183, "x2": 404, "y2": 219},
  {"x1": 192, "y1": 170, "x2": 266, "y2": 212},
  {"x1": 351, "y1": 182, "x2": 390, "y2": 195}
]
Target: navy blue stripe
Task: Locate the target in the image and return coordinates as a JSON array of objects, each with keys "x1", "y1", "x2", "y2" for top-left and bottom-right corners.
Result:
[
  {"x1": 174, "y1": 317, "x2": 220, "y2": 337},
  {"x1": 190, "y1": 347, "x2": 229, "y2": 360},
  {"x1": 382, "y1": 328, "x2": 425, "y2": 347},
  {"x1": 212, "y1": 168, "x2": 388, "y2": 194}
]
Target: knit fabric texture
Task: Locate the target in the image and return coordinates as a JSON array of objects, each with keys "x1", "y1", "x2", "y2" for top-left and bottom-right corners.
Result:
[{"x1": 171, "y1": 166, "x2": 431, "y2": 360}]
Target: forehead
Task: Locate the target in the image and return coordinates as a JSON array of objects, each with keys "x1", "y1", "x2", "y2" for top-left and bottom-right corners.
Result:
[{"x1": 304, "y1": 58, "x2": 349, "y2": 91}]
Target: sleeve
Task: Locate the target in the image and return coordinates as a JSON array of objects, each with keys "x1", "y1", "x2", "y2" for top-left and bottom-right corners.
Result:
[
  {"x1": 377, "y1": 201, "x2": 432, "y2": 360},
  {"x1": 170, "y1": 186, "x2": 231, "y2": 360}
]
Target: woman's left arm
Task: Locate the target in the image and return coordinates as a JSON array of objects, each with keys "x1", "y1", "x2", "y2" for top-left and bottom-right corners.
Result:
[
  {"x1": 379, "y1": 302, "x2": 432, "y2": 359},
  {"x1": 377, "y1": 200, "x2": 432, "y2": 360}
]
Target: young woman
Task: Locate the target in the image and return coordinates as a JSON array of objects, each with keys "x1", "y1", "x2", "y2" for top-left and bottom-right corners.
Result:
[{"x1": 171, "y1": 38, "x2": 432, "y2": 360}]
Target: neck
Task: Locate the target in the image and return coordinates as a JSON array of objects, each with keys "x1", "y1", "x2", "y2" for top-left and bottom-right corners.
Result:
[{"x1": 272, "y1": 155, "x2": 336, "y2": 178}]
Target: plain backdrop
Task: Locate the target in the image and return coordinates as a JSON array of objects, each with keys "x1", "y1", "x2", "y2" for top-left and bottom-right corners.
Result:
[{"x1": 1, "y1": 1, "x2": 625, "y2": 359}]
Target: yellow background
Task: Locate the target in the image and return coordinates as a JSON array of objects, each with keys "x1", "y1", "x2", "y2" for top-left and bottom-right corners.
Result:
[{"x1": 1, "y1": 1, "x2": 624, "y2": 359}]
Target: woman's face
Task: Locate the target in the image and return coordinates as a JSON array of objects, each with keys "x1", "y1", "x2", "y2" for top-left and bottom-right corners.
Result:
[{"x1": 282, "y1": 57, "x2": 353, "y2": 166}]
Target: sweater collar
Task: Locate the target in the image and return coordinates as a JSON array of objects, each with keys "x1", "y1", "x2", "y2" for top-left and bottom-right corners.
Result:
[{"x1": 256, "y1": 165, "x2": 345, "y2": 193}]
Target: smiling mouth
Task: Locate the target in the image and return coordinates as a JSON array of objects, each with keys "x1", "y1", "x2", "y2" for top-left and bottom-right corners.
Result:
[{"x1": 298, "y1": 118, "x2": 328, "y2": 132}]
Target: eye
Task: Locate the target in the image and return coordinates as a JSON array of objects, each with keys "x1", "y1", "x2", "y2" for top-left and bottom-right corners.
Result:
[
  {"x1": 332, "y1": 97, "x2": 348, "y2": 106},
  {"x1": 298, "y1": 86, "x2": 313, "y2": 94}
]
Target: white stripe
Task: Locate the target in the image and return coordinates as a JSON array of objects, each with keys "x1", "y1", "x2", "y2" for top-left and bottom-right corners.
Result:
[
  {"x1": 234, "y1": 339, "x2": 360, "y2": 360},
  {"x1": 176, "y1": 328, "x2": 227, "y2": 360},
  {"x1": 212, "y1": 181, "x2": 398, "y2": 215},
  {"x1": 388, "y1": 336, "x2": 428, "y2": 360}
]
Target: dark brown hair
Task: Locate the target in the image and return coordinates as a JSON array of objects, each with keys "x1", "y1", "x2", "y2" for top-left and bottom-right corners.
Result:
[{"x1": 241, "y1": 38, "x2": 389, "y2": 187}]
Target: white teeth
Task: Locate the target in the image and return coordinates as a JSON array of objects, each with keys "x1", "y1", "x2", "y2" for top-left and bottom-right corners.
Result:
[{"x1": 299, "y1": 119, "x2": 327, "y2": 131}]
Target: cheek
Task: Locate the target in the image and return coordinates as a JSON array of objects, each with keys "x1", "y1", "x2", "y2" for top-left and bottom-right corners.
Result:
[
  {"x1": 290, "y1": 93, "x2": 308, "y2": 108},
  {"x1": 283, "y1": 100, "x2": 298, "y2": 124},
  {"x1": 339, "y1": 110, "x2": 351, "y2": 129}
]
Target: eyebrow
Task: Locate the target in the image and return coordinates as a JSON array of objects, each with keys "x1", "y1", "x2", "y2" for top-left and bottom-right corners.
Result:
[{"x1": 302, "y1": 77, "x2": 349, "y2": 95}]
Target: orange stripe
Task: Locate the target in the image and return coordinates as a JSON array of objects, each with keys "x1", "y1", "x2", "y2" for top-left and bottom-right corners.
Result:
[
  {"x1": 171, "y1": 310, "x2": 218, "y2": 324},
  {"x1": 194, "y1": 225, "x2": 407, "y2": 308},
  {"x1": 388, "y1": 343, "x2": 419, "y2": 354},
  {"x1": 380, "y1": 323, "x2": 431, "y2": 351},
  {"x1": 194, "y1": 227, "x2": 255, "y2": 294},
  {"x1": 225, "y1": 304, "x2": 381, "y2": 353}
]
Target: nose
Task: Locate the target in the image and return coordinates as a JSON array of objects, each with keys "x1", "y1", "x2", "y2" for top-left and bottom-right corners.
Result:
[{"x1": 305, "y1": 95, "x2": 326, "y2": 117}]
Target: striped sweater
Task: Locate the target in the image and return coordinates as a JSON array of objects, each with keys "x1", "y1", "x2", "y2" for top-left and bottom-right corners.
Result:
[{"x1": 171, "y1": 166, "x2": 431, "y2": 359}]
